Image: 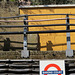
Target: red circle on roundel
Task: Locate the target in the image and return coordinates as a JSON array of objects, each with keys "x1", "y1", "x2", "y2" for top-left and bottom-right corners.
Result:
[{"x1": 44, "y1": 64, "x2": 61, "y2": 75}]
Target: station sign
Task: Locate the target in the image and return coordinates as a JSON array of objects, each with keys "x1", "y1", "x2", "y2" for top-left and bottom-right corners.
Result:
[{"x1": 40, "y1": 60, "x2": 65, "y2": 75}]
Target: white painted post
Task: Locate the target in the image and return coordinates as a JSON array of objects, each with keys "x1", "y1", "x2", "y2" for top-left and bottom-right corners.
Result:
[
  {"x1": 66, "y1": 14, "x2": 73, "y2": 57},
  {"x1": 21, "y1": 15, "x2": 29, "y2": 58}
]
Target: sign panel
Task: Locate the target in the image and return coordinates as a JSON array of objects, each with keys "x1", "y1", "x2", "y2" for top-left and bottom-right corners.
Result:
[{"x1": 40, "y1": 60, "x2": 65, "y2": 75}]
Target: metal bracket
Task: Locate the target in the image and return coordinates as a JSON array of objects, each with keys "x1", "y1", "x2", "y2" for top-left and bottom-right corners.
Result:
[{"x1": 24, "y1": 31, "x2": 26, "y2": 35}]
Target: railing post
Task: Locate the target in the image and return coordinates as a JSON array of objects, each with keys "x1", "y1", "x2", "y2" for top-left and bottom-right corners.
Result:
[
  {"x1": 66, "y1": 14, "x2": 73, "y2": 57},
  {"x1": 21, "y1": 15, "x2": 29, "y2": 58}
]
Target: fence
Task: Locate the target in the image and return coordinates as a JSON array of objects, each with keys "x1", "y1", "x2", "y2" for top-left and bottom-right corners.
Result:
[
  {"x1": 0, "y1": 59, "x2": 39, "y2": 75},
  {"x1": 0, "y1": 14, "x2": 75, "y2": 57},
  {"x1": 0, "y1": 59, "x2": 74, "y2": 75}
]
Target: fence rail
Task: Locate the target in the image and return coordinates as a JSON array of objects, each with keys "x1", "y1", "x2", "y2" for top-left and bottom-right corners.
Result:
[
  {"x1": 0, "y1": 15, "x2": 26, "y2": 19},
  {"x1": 1, "y1": 24, "x2": 75, "y2": 28},
  {"x1": 0, "y1": 14, "x2": 75, "y2": 19}
]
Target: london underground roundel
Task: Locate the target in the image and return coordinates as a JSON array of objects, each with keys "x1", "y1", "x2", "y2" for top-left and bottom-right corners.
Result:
[{"x1": 40, "y1": 60, "x2": 65, "y2": 75}]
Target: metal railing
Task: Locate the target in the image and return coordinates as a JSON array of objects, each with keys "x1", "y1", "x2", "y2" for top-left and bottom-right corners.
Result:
[
  {"x1": 0, "y1": 14, "x2": 75, "y2": 57},
  {"x1": 0, "y1": 59, "x2": 39, "y2": 75},
  {"x1": 0, "y1": 59, "x2": 73, "y2": 75}
]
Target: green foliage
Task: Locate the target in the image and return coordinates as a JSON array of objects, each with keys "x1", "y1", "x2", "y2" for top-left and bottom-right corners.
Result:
[{"x1": 10, "y1": 0, "x2": 15, "y2": 2}]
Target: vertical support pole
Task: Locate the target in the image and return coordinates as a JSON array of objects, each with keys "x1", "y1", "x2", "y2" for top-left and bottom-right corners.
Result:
[
  {"x1": 66, "y1": 14, "x2": 73, "y2": 57},
  {"x1": 21, "y1": 15, "x2": 29, "y2": 58}
]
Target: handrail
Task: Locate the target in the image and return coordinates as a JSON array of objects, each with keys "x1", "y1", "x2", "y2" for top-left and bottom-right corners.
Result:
[
  {"x1": 0, "y1": 15, "x2": 26, "y2": 19},
  {"x1": 0, "y1": 24, "x2": 75, "y2": 28},
  {"x1": 0, "y1": 18, "x2": 67, "y2": 22},
  {"x1": 0, "y1": 29, "x2": 75, "y2": 35},
  {"x1": 27, "y1": 14, "x2": 75, "y2": 16},
  {"x1": 0, "y1": 14, "x2": 75, "y2": 19},
  {"x1": 26, "y1": 30, "x2": 75, "y2": 34},
  {"x1": 0, "y1": 18, "x2": 75, "y2": 22},
  {"x1": 26, "y1": 18, "x2": 66, "y2": 22},
  {"x1": 0, "y1": 20, "x2": 23, "y2": 22},
  {"x1": 0, "y1": 24, "x2": 68, "y2": 28}
]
